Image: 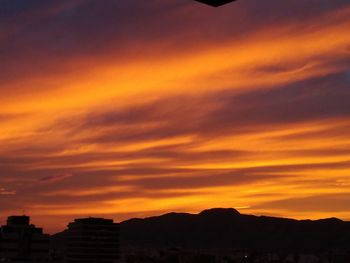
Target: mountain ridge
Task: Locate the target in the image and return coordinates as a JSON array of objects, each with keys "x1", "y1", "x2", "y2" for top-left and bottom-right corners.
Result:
[
  {"x1": 121, "y1": 208, "x2": 344, "y2": 224},
  {"x1": 119, "y1": 208, "x2": 350, "y2": 252}
]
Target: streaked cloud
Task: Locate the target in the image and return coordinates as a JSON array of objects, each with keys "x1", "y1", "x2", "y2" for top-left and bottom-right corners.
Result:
[
  {"x1": 39, "y1": 173, "x2": 73, "y2": 183},
  {"x1": 0, "y1": 188, "x2": 16, "y2": 196},
  {"x1": 0, "y1": 0, "x2": 349, "y2": 232}
]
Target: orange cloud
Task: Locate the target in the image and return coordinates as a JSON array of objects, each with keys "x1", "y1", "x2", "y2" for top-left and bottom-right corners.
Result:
[{"x1": 0, "y1": 0, "x2": 350, "y2": 233}]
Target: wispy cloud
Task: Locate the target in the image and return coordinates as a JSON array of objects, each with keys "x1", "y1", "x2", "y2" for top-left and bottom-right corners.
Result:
[
  {"x1": 0, "y1": 188, "x2": 16, "y2": 195},
  {"x1": 39, "y1": 173, "x2": 73, "y2": 183},
  {"x1": 0, "y1": 0, "x2": 349, "y2": 232}
]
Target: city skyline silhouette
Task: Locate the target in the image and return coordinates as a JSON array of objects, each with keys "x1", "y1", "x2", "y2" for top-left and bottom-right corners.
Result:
[{"x1": 2, "y1": 209, "x2": 350, "y2": 262}]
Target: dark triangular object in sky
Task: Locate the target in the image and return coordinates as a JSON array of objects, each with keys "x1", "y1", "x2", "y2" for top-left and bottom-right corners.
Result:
[{"x1": 195, "y1": 0, "x2": 237, "y2": 7}]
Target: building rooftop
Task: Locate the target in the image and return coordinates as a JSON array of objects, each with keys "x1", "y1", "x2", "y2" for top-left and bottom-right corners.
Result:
[{"x1": 6, "y1": 215, "x2": 30, "y2": 226}]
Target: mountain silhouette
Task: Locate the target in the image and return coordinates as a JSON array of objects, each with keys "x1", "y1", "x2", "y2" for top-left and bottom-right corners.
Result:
[{"x1": 119, "y1": 208, "x2": 350, "y2": 252}]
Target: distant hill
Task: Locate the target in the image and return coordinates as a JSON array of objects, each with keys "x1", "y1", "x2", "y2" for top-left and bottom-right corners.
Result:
[{"x1": 119, "y1": 208, "x2": 350, "y2": 252}]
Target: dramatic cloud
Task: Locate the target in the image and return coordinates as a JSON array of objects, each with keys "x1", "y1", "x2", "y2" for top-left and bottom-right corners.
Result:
[{"x1": 0, "y1": 0, "x2": 349, "y2": 233}]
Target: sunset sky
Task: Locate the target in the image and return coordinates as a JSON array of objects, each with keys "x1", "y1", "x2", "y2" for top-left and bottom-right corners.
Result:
[{"x1": 1, "y1": 0, "x2": 350, "y2": 233}]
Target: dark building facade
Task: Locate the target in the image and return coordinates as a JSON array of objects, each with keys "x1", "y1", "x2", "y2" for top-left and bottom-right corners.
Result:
[
  {"x1": 65, "y1": 217, "x2": 119, "y2": 263},
  {"x1": 0, "y1": 215, "x2": 50, "y2": 262}
]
